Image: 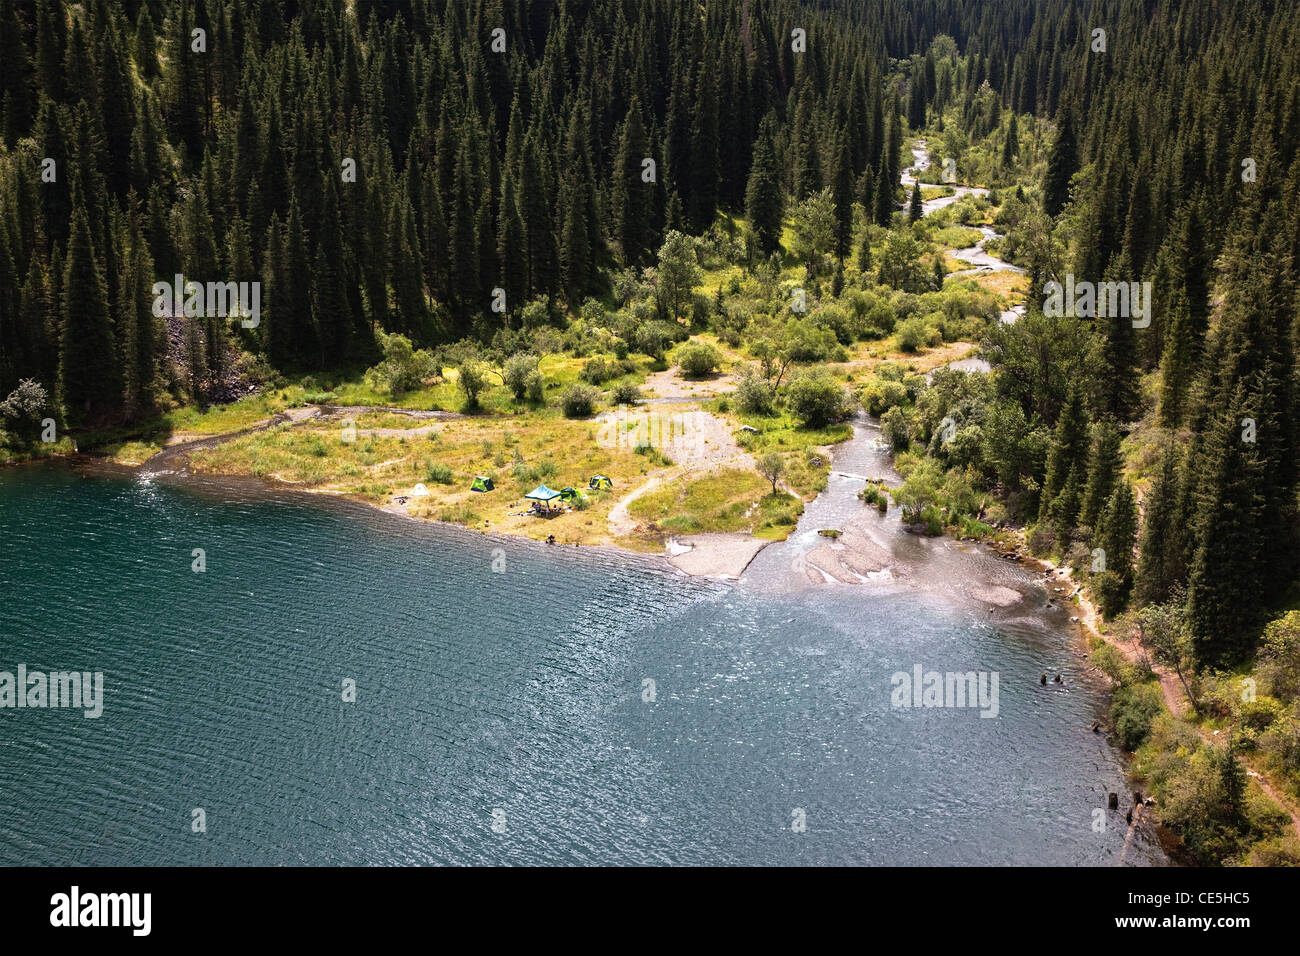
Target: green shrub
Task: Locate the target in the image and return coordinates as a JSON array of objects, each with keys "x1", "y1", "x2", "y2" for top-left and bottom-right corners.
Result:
[
  {"x1": 579, "y1": 356, "x2": 619, "y2": 385},
  {"x1": 859, "y1": 484, "x2": 889, "y2": 513},
  {"x1": 609, "y1": 382, "x2": 642, "y2": 405},
  {"x1": 859, "y1": 377, "x2": 908, "y2": 416},
  {"x1": 1092, "y1": 569, "x2": 1132, "y2": 618},
  {"x1": 896, "y1": 316, "x2": 939, "y2": 352},
  {"x1": 561, "y1": 384, "x2": 600, "y2": 418},
  {"x1": 676, "y1": 341, "x2": 723, "y2": 378},
  {"x1": 425, "y1": 462, "x2": 454, "y2": 484},
  {"x1": 504, "y1": 354, "x2": 539, "y2": 399},
  {"x1": 1112, "y1": 682, "x2": 1164, "y2": 750},
  {"x1": 916, "y1": 504, "x2": 945, "y2": 535},
  {"x1": 880, "y1": 405, "x2": 911, "y2": 450},
  {"x1": 735, "y1": 370, "x2": 778, "y2": 415},
  {"x1": 524, "y1": 370, "x2": 545, "y2": 403},
  {"x1": 1247, "y1": 835, "x2": 1300, "y2": 866},
  {"x1": 786, "y1": 371, "x2": 854, "y2": 427}
]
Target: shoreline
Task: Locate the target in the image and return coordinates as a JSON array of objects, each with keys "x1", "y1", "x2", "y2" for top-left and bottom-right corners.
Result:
[{"x1": 26, "y1": 436, "x2": 1188, "y2": 861}]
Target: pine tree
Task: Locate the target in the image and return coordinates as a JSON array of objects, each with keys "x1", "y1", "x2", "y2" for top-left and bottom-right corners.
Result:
[
  {"x1": 121, "y1": 211, "x2": 158, "y2": 417},
  {"x1": 36, "y1": 99, "x2": 72, "y2": 248},
  {"x1": 560, "y1": 105, "x2": 596, "y2": 307},
  {"x1": 59, "y1": 203, "x2": 119, "y2": 419},
  {"x1": 856, "y1": 232, "x2": 872, "y2": 275},
  {"x1": 1134, "y1": 442, "x2": 1186, "y2": 606},
  {"x1": 284, "y1": 197, "x2": 317, "y2": 363},
  {"x1": 791, "y1": 86, "x2": 821, "y2": 201},
  {"x1": 497, "y1": 171, "x2": 526, "y2": 317},
  {"x1": 1039, "y1": 387, "x2": 1089, "y2": 524},
  {"x1": 98, "y1": 29, "x2": 134, "y2": 198},
  {"x1": 313, "y1": 178, "x2": 351, "y2": 362},
  {"x1": 0, "y1": 223, "x2": 20, "y2": 389},
  {"x1": 1094, "y1": 256, "x2": 1141, "y2": 422},
  {"x1": 165, "y1": 1, "x2": 204, "y2": 160},
  {"x1": 612, "y1": 97, "x2": 653, "y2": 267},
  {"x1": 560, "y1": 179, "x2": 591, "y2": 309},
  {"x1": 1048, "y1": 462, "x2": 1083, "y2": 533},
  {"x1": 1158, "y1": 287, "x2": 1195, "y2": 426},
  {"x1": 1187, "y1": 398, "x2": 1264, "y2": 664},
  {"x1": 18, "y1": 256, "x2": 57, "y2": 391},
  {"x1": 908, "y1": 183, "x2": 923, "y2": 223},
  {"x1": 907, "y1": 75, "x2": 926, "y2": 129},
  {"x1": 1043, "y1": 109, "x2": 1077, "y2": 216},
  {"x1": 519, "y1": 128, "x2": 559, "y2": 296},
  {"x1": 361, "y1": 169, "x2": 390, "y2": 332},
  {"x1": 687, "y1": 66, "x2": 720, "y2": 232},
  {"x1": 873, "y1": 159, "x2": 895, "y2": 227},
  {"x1": 745, "y1": 113, "x2": 784, "y2": 256},
  {"x1": 0, "y1": 0, "x2": 33, "y2": 145},
  {"x1": 1001, "y1": 113, "x2": 1019, "y2": 170},
  {"x1": 136, "y1": 4, "x2": 158, "y2": 78},
  {"x1": 1096, "y1": 479, "x2": 1138, "y2": 610},
  {"x1": 1080, "y1": 419, "x2": 1122, "y2": 529},
  {"x1": 263, "y1": 215, "x2": 290, "y2": 366},
  {"x1": 857, "y1": 165, "x2": 875, "y2": 219},
  {"x1": 386, "y1": 193, "x2": 423, "y2": 339}
]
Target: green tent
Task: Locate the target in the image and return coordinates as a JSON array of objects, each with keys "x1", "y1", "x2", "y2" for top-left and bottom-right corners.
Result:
[
  {"x1": 588, "y1": 474, "x2": 613, "y2": 490},
  {"x1": 559, "y1": 487, "x2": 580, "y2": 501},
  {"x1": 524, "y1": 484, "x2": 562, "y2": 503},
  {"x1": 470, "y1": 475, "x2": 495, "y2": 492}
]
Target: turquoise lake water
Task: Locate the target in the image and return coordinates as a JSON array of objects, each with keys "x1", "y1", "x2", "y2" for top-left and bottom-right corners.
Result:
[{"x1": 0, "y1": 462, "x2": 1164, "y2": 865}]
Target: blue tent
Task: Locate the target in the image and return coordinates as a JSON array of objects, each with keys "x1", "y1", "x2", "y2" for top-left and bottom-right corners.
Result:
[{"x1": 524, "y1": 484, "x2": 562, "y2": 503}]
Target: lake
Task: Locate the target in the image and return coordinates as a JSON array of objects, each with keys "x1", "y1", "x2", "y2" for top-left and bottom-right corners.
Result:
[{"x1": 0, "y1": 461, "x2": 1164, "y2": 865}]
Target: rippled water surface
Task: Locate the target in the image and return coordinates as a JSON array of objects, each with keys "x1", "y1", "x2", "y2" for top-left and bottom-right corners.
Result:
[{"x1": 0, "y1": 462, "x2": 1163, "y2": 865}]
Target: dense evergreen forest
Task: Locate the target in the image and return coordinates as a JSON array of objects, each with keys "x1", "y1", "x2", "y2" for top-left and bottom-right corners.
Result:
[{"x1": 4, "y1": 0, "x2": 1300, "y2": 863}]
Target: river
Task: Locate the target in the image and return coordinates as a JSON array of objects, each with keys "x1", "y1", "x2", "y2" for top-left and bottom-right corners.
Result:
[{"x1": 903, "y1": 139, "x2": 1027, "y2": 332}]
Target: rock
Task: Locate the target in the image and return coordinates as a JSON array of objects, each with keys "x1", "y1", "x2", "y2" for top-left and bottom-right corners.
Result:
[
  {"x1": 1090, "y1": 720, "x2": 1101, "y2": 733},
  {"x1": 1070, "y1": 616, "x2": 1079, "y2": 623},
  {"x1": 1040, "y1": 673, "x2": 1047, "y2": 686}
]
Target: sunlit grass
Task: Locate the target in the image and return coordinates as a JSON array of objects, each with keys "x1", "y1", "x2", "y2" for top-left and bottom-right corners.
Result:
[{"x1": 627, "y1": 468, "x2": 802, "y2": 538}]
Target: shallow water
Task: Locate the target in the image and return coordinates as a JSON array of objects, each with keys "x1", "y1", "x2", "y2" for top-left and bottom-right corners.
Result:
[{"x1": 0, "y1": 460, "x2": 1163, "y2": 865}]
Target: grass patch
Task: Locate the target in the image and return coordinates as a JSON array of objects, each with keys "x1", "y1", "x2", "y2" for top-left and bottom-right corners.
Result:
[{"x1": 627, "y1": 468, "x2": 802, "y2": 538}]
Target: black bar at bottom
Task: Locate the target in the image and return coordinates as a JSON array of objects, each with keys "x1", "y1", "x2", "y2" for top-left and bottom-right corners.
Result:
[{"x1": 0, "y1": 865, "x2": 1280, "y2": 942}]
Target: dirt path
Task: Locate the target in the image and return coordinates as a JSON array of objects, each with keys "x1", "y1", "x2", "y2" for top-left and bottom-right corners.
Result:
[
  {"x1": 144, "y1": 404, "x2": 464, "y2": 473},
  {"x1": 1041, "y1": 560, "x2": 1300, "y2": 842},
  {"x1": 143, "y1": 405, "x2": 324, "y2": 473},
  {"x1": 607, "y1": 474, "x2": 665, "y2": 537},
  {"x1": 641, "y1": 367, "x2": 737, "y2": 401},
  {"x1": 605, "y1": 405, "x2": 759, "y2": 538}
]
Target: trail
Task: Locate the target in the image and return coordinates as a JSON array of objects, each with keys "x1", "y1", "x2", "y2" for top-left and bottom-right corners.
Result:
[
  {"x1": 139, "y1": 403, "x2": 462, "y2": 475},
  {"x1": 141, "y1": 405, "x2": 323, "y2": 475},
  {"x1": 1043, "y1": 559, "x2": 1300, "y2": 843}
]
